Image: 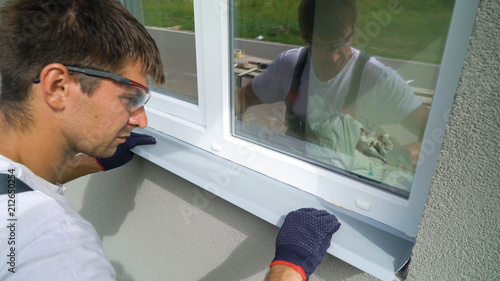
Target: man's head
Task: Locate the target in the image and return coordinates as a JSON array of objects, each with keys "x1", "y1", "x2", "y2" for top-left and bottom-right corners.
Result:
[
  {"x1": 299, "y1": 0, "x2": 357, "y2": 81},
  {"x1": 0, "y1": 0, "x2": 165, "y2": 129},
  {"x1": 299, "y1": 0, "x2": 357, "y2": 45}
]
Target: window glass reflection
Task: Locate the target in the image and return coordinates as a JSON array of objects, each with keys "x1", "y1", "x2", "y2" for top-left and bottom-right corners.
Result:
[
  {"x1": 233, "y1": 0, "x2": 455, "y2": 197},
  {"x1": 128, "y1": 0, "x2": 198, "y2": 103}
]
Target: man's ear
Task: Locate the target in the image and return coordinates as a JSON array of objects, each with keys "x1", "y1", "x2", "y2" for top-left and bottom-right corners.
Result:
[{"x1": 37, "y1": 63, "x2": 73, "y2": 110}]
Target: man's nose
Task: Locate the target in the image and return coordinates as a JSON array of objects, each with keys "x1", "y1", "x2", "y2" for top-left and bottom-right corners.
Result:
[
  {"x1": 329, "y1": 50, "x2": 342, "y2": 63},
  {"x1": 313, "y1": 48, "x2": 341, "y2": 63},
  {"x1": 128, "y1": 106, "x2": 148, "y2": 128}
]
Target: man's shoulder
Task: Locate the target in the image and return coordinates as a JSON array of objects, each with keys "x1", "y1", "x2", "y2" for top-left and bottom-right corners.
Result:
[
  {"x1": 255, "y1": 47, "x2": 306, "y2": 80},
  {"x1": 0, "y1": 154, "x2": 67, "y2": 196},
  {"x1": 282, "y1": 46, "x2": 306, "y2": 55},
  {"x1": 353, "y1": 49, "x2": 397, "y2": 76},
  {"x1": 0, "y1": 185, "x2": 101, "y2": 258},
  {"x1": 0, "y1": 186, "x2": 70, "y2": 227},
  {"x1": 0, "y1": 161, "x2": 85, "y2": 237},
  {"x1": 349, "y1": 49, "x2": 400, "y2": 85},
  {"x1": 265, "y1": 46, "x2": 308, "y2": 78},
  {"x1": 0, "y1": 188, "x2": 114, "y2": 280},
  {"x1": 275, "y1": 47, "x2": 307, "y2": 64}
]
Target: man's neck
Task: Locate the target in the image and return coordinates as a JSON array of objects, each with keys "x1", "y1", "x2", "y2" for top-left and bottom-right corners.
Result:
[
  {"x1": 312, "y1": 48, "x2": 353, "y2": 82},
  {"x1": 0, "y1": 121, "x2": 73, "y2": 184}
]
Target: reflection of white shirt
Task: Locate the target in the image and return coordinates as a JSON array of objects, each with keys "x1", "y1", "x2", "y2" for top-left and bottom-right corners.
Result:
[
  {"x1": 252, "y1": 47, "x2": 421, "y2": 131},
  {"x1": 0, "y1": 155, "x2": 115, "y2": 281}
]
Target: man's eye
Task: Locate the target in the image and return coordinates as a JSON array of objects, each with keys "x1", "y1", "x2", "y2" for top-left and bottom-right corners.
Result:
[{"x1": 121, "y1": 94, "x2": 138, "y2": 108}]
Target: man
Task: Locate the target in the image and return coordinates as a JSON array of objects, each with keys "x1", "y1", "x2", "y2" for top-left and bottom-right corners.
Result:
[
  {"x1": 0, "y1": 0, "x2": 339, "y2": 280},
  {"x1": 237, "y1": 0, "x2": 429, "y2": 168}
]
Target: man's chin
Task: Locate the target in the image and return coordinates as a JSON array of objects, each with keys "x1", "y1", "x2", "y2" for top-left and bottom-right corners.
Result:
[{"x1": 89, "y1": 147, "x2": 118, "y2": 159}]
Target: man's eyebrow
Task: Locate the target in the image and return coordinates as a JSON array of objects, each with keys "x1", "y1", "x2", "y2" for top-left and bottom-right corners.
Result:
[{"x1": 120, "y1": 89, "x2": 142, "y2": 96}]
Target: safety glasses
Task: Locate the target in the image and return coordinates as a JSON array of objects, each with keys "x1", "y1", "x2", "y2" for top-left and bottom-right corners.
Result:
[
  {"x1": 307, "y1": 27, "x2": 355, "y2": 52},
  {"x1": 32, "y1": 65, "x2": 150, "y2": 112}
]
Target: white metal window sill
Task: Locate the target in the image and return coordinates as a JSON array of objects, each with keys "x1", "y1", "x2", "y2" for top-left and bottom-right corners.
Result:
[{"x1": 132, "y1": 127, "x2": 414, "y2": 281}]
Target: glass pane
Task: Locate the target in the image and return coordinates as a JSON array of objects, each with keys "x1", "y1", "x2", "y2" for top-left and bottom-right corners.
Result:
[
  {"x1": 126, "y1": 0, "x2": 198, "y2": 103},
  {"x1": 232, "y1": 0, "x2": 455, "y2": 198}
]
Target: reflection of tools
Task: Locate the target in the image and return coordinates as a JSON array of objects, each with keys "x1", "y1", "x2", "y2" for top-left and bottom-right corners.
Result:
[
  {"x1": 234, "y1": 49, "x2": 243, "y2": 58},
  {"x1": 234, "y1": 49, "x2": 248, "y2": 67},
  {"x1": 235, "y1": 60, "x2": 248, "y2": 68},
  {"x1": 238, "y1": 67, "x2": 259, "y2": 77},
  {"x1": 258, "y1": 62, "x2": 269, "y2": 69},
  {"x1": 233, "y1": 51, "x2": 272, "y2": 88}
]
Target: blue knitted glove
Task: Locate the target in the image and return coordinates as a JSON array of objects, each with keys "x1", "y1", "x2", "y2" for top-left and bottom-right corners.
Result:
[
  {"x1": 271, "y1": 208, "x2": 341, "y2": 281},
  {"x1": 96, "y1": 132, "x2": 156, "y2": 171}
]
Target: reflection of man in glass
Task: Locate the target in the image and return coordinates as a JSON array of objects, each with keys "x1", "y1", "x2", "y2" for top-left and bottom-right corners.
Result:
[{"x1": 236, "y1": 0, "x2": 429, "y2": 171}]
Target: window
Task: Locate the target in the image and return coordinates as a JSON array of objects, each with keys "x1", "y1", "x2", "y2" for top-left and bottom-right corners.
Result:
[
  {"x1": 122, "y1": 0, "x2": 204, "y2": 126},
  {"x1": 232, "y1": 0, "x2": 454, "y2": 198},
  {"x1": 124, "y1": 1, "x2": 479, "y2": 279},
  {"x1": 123, "y1": 0, "x2": 198, "y2": 103}
]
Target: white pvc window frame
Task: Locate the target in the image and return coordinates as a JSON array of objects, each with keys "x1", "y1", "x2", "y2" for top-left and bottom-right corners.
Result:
[{"x1": 128, "y1": 0, "x2": 479, "y2": 280}]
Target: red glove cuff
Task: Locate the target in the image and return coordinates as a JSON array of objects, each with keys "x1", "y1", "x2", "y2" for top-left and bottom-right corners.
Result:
[
  {"x1": 95, "y1": 158, "x2": 106, "y2": 171},
  {"x1": 270, "y1": 260, "x2": 307, "y2": 281}
]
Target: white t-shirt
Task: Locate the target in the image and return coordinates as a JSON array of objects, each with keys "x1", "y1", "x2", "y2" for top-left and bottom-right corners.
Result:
[
  {"x1": 252, "y1": 47, "x2": 421, "y2": 131},
  {"x1": 0, "y1": 155, "x2": 116, "y2": 281}
]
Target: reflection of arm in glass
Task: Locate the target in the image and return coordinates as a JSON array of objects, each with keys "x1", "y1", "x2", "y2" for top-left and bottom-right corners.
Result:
[
  {"x1": 355, "y1": 60, "x2": 429, "y2": 165},
  {"x1": 236, "y1": 48, "x2": 301, "y2": 120},
  {"x1": 235, "y1": 82, "x2": 262, "y2": 120},
  {"x1": 400, "y1": 103, "x2": 429, "y2": 164},
  {"x1": 383, "y1": 69, "x2": 429, "y2": 165}
]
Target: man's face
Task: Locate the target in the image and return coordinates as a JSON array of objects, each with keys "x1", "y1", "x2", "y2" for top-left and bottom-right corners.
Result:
[
  {"x1": 64, "y1": 60, "x2": 149, "y2": 158},
  {"x1": 308, "y1": 28, "x2": 354, "y2": 82}
]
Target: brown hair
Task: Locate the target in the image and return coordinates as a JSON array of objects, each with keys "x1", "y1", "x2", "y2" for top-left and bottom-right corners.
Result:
[
  {"x1": 0, "y1": 0, "x2": 165, "y2": 128},
  {"x1": 299, "y1": 0, "x2": 357, "y2": 44}
]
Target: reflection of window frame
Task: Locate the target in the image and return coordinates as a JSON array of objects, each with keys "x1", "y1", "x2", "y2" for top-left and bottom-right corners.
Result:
[{"x1": 126, "y1": 1, "x2": 479, "y2": 280}]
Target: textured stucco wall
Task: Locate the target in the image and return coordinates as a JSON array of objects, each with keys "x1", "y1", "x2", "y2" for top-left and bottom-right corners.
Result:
[
  {"x1": 405, "y1": 0, "x2": 500, "y2": 280},
  {"x1": 63, "y1": 1, "x2": 499, "y2": 280},
  {"x1": 65, "y1": 158, "x2": 379, "y2": 281}
]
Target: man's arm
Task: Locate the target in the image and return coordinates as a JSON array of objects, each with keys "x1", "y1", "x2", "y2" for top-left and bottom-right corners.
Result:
[
  {"x1": 236, "y1": 82, "x2": 263, "y2": 120},
  {"x1": 58, "y1": 154, "x2": 103, "y2": 184},
  {"x1": 265, "y1": 264, "x2": 303, "y2": 281},
  {"x1": 57, "y1": 132, "x2": 156, "y2": 184},
  {"x1": 400, "y1": 103, "x2": 430, "y2": 165},
  {"x1": 401, "y1": 104, "x2": 429, "y2": 141}
]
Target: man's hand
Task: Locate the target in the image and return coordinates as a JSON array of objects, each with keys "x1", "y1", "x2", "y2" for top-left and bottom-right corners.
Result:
[
  {"x1": 385, "y1": 148, "x2": 414, "y2": 168},
  {"x1": 235, "y1": 82, "x2": 263, "y2": 120},
  {"x1": 96, "y1": 132, "x2": 156, "y2": 171},
  {"x1": 268, "y1": 208, "x2": 341, "y2": 281}
]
